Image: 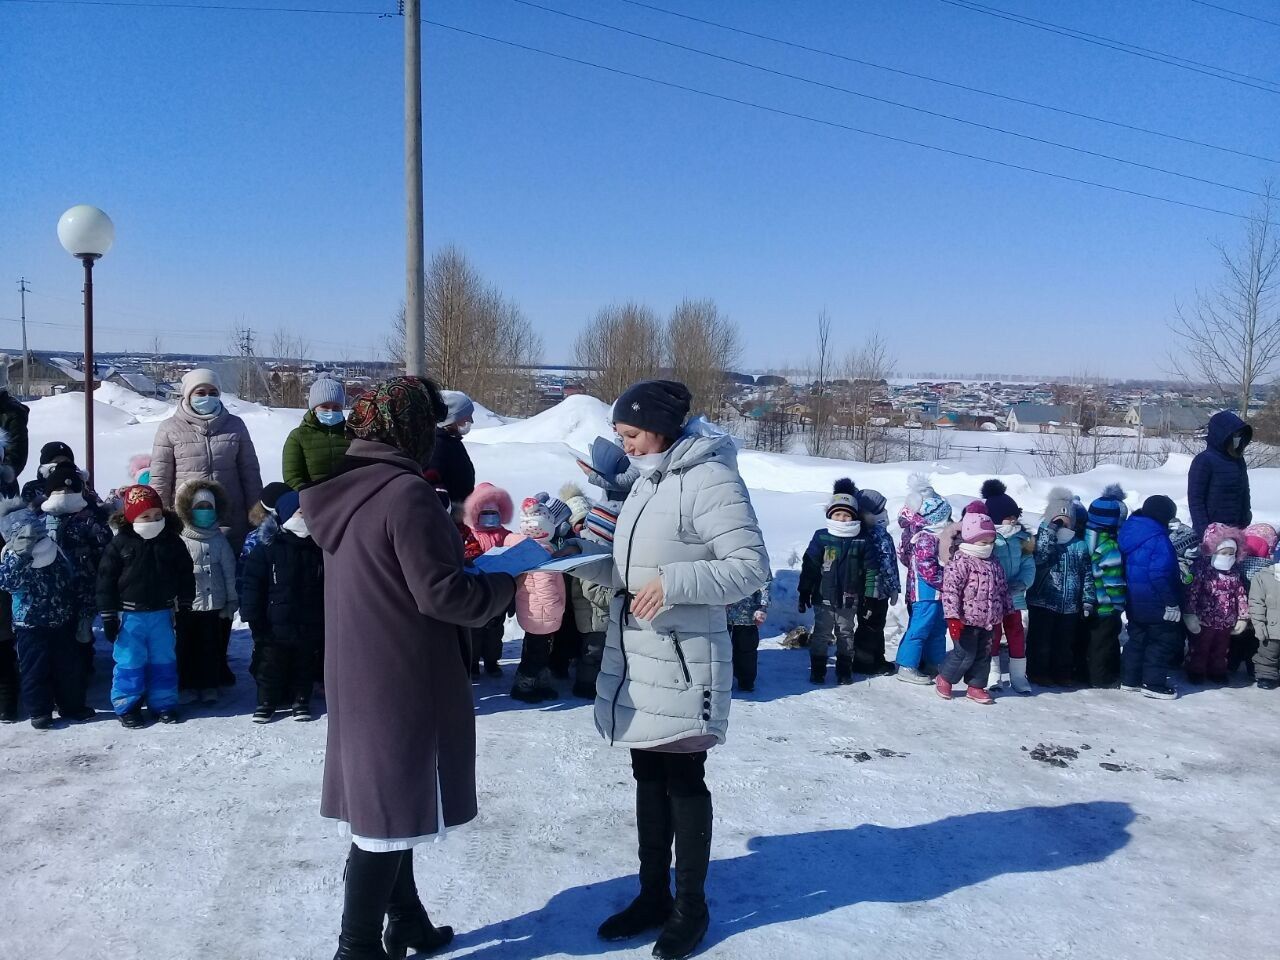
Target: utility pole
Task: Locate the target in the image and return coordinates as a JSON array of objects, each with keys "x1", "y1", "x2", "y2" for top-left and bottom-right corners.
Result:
[
  {"x1": 403, "y1": 0, "x2": 426, "y2": 377},
  {"x1": 16, "y1": 278, "x2": 29, "y2": 398}
]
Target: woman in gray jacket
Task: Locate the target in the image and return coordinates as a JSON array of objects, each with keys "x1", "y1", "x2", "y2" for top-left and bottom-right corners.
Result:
[{"x1": 570, "y1": 380, "x2": 769, "y2": 960}]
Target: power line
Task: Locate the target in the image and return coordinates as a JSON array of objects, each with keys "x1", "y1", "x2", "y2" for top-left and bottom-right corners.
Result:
[
  {"x1": 1186, "y1": 0, "x2": 1280, "y2": 30},
  {"x1": 508, "y1": 0, "x2": 1263, "y2": 198},
  {"x1": 616, "y1": 0, "x2": 1279, "y2": 164},
  {"x1": 933, "y1": 0, "x2": 1280, "y2": 95},
  {"x1": 423, "y1": 16, "x2": 1268, "y2": 224},
  {"x1": 0, "y1": 0, "x2": 392, "y2": 15}
]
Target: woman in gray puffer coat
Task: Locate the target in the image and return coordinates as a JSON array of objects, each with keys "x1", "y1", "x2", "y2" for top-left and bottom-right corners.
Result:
[{"x1": 569, "y1": 380, "x2": 769, "y2": 960}]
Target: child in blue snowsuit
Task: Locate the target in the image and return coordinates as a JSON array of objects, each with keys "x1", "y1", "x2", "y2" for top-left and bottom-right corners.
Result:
[
  {"x1": 97, "y1": 484, "x2": 195, "y2": 728},
  {"x1": 895, "y1": 492, "x2": 953, "y2": 684},
  {"x1": 0, "y1": 498, "x2": 85, "y2": 728}
]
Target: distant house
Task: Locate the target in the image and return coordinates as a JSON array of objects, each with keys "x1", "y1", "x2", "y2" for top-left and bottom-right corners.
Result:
[
  {"x1": 3, "y1": 353, "x2": 112, "y2": 398},
  {"x1": 106, "y1": 371, "x2": 164, "y2": 398},
  {"x1": 1006, "y1": 403, "x2": 1080, "y2": 436},
  {"x1": 1124, "y1": 404, "x2": 1205, "y2": 437}
]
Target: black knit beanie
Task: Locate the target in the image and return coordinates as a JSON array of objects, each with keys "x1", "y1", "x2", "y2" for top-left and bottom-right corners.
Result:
[
  {"x1": 260, "y1": 481, "x2": 293, "y2": 512},
  {"x1": 44, "y1": 461, "x2": 84, "y2": 496},
  {"x1": 40, "y1": 441, "x2": 74, "y2": 465},
  {"x1": 1141, "y1": 495, "x2": 1177, "y2": 527},
  {"x1": 612, "y1": 380, "x2": 692, "y2": 439}
]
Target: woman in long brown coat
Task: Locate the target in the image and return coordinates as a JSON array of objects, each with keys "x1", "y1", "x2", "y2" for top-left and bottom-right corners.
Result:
[{"x1": 302, "y1": 377, "x2": 515, "y2": 960}]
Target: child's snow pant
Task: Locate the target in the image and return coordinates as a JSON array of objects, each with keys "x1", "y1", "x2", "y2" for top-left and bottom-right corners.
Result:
[
  {"x1": 111, "y1": 609, "x2": 178, "y2": 715},
  {"x1": 1122, "y1": 621, "x2": 1182, "y2": 689},
  {"x1": 1075, "y1": 613, "x2": 1122, "y2": 688},
  {"x1": 549, "y1": 592, "x2": 582, "y2": 677},
  {"x1": 853, "y1": 596, "x2": 891, "y2": 673},
  {"x1": 14, "y1": 621, "x2": 85, "y2": 718},
  {"x1": 1254, "y1": 628, "x2": 1280, "y2": 682},
  {"x1": 176, "y1": 610, "x2": 225, "y2": 693},
  {"x1": 895, "y1": 599, "x2": 946, "y2": 672},
  {"x1": 989, "y1": 610, "x2": 1026, "y2": 658},
  {"x1": 1027, "y1": 607, "x2": 1078, "y2": 684},
  {"x1": 730, "y1": 624, "x2": 759, "y2": 689},
  {"x1": 937, "y1": 625, "x2": 993, "y2": 687},
  {"x1": 809, "y1": 604, "x2": 857, "y2": 661},
  {"x1": 576, "y1": 629, "x2": 605, "y2": 691},
  {"x1": 1187, "y1": 625, "x2": 1231, "y2": 678},
  {"x1": 0, "y1": 590, "x2": 16, "y2": 717},
  {"x1": 471, "y1": 616, "x2": 505, "y2": 670},
  {"x1": 1228, "y1": 621, "x2": 1258, "y2": 675},
  {"x1": 513, "y1": 633, "x2": 555, "y2": 696},
  {"x1": 256, "y1": 631, "x2": 318, "y2": 706}
]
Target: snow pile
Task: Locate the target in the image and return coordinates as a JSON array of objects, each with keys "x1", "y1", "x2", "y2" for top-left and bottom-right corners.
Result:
[{"x1": 467, "y1": 394, "x2": 614, "y2": 451}]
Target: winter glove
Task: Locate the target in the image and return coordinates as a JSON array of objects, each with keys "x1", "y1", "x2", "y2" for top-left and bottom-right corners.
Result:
[
  {"x1": 798, "y1": 596, "x2": 810, "y2": 614},
  {"x1": 1232, "y1": 618, "x2": 1249, "y2": 635},
  {"x1": 947, "y1": 618, "x2": 964, "y2": 641},
  {"x1": 1184, "y1": 613, "x2": 1201, "y2": 634},
  {"x1": 889, "y1": 592, "x2": 900, "y2": 607},
  {"x1": 220, "y1": 604, "x2": 236, "y2": 620},
  {"x1": 101, "y1": 612, "x2": 120, "y2": 643},
  {"x1": 1082, "y1": 604, "x2": 1094, "y2": 620},
  {"x1": 1162, "y1": 606, "x2": 1182, "y2": 623},
  {"x1": 752, "y1": 609, "x2": 767, "y2": 625}
]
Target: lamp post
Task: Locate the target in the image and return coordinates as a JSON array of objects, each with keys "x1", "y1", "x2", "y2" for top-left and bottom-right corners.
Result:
[{"x1": 57, "y1": 205, "x2": 114, "y2": 486}]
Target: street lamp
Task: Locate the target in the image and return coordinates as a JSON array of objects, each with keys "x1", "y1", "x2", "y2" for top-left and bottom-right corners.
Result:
[{"x1": 57, "y1": 205, "x2": 114, "y2": 486}]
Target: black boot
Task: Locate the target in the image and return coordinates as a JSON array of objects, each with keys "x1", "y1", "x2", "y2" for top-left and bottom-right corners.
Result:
[
  {"x1": 383, "y1": 851, "x2": 453, "y2": 960},
  {"x1": 334, "y1": 845, "x2": 399, "y2": 960},
  {"x1": 599, "y1": 780, "x2": 674, "y2": 941},
  {"x1": 808, "y1": 657, "x2": 827, "y2": 684},
  {"x1": 835, "y1": 656, "x2": 854, "y2": 685},
  {"x1": 653, "y1": 795, "x2": 712, "y2": 959}
]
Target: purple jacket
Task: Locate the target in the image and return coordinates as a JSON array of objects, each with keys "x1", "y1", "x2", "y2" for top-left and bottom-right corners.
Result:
[
  {"x1": 941, "y1": 550, "x2": 1011, "y2": 629},
  {"x1": 1188, "y1": 557, "x2": 1248, "y2": 630},
  {"x1": 903, "y1": 529, "x2": 944, "y2": 605},
  {"x1": 302, "y1": 439, "x2": 515, "y2": 842}
]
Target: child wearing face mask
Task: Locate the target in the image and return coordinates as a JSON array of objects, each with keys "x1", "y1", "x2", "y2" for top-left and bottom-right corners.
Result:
[
  {"x1": 982, "y1": 480, "x2": 1035, "y2": 694},
  {"x1": 174, "y1": 479, "x2": 239, "y2": 706},
  {"x1": 504, "y1": 496, "x2": 567, "y2": 703},
  {"x1": 0, "y1": 498, "x2": 85, "y2": 728},
  {"x1": 241, "y1": 492, "x2": 325, "y2": 722},
  {"x1": 799, "y1": 479, "x2": 870, "y2": 685},
  {"x1": 1080, "y1": 485, "x2": 1129, "y2": 689},
  {"x1": 1247, "y1": 524, "x2": 1280, "y2": 690},
  {"x1": 1184, "y1": 523, "x2": 1249, "y2": 685},
  {"x1": 463, "y1": 482, "x2": 515, "y2": 677},
  {"x1": 937, "y1": 513, "x2": 1010, "y2": 704},
  {"x1": 1026, "y1": 488, "x2": 1091, "y2": 687},
  {"x1": 40, "y1": 463, "x2": 112, "y2": 678},
  {"x1": 853, "y1": 489, "x2": 899, "y2": 677},
  {"x1": 1230, "y1": 523, "x2": 1276, "y2": 678},
  {"x1": 97, "y1": 485, "x2": 196, "y2": 728},
  {"x1": 894, "y1": 490, "x2": 952, "y2": 684}
]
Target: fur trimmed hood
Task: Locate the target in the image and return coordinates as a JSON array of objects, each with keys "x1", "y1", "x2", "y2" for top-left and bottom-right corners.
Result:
[
  {"x1": 463, "y1": 482, "x2": 514, "y2": 530},
  {"x1": 1201, "y1": 522, "x2": 1245, "y2": 555},
  {"x1": 175, "y1": 477, "x2": 232, "y2": 528}
]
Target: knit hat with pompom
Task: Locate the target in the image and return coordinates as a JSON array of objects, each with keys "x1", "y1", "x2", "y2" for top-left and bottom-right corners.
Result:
[
  {"x1": 982, "y1": 478, "x2": 1020, "y2": 524},
  {"x1": 827, "y1": 478, "x2": 858, "y2": 519}
]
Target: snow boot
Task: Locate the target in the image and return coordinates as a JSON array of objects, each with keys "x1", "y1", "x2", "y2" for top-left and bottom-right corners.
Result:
[
  {"x1": 293, "y1": 698, "x2": 314, "y2": 722},
  {"x1": 510, "y1": 673, "x2": 546, "y2": 704},
  {"x1": 178, "y1": 689, "x2": 198, "y2": 706},
  {"x1": 1142, "y1": 683, "x2": 1177, "y2": 700},
  {"x1": 653, "y1": 794, "x2": 711, "y2": 960},
  {"x1": 0, "y1": 701, "x2": 16, "y2": 723},
  {"x1": 485, "y1": 662, "x2": 503, "y2": 677},
  {"x1": 119, "y1": 707, "x2": 146, "y2": 729},
  {"x1": 200, "y1": 688, "x2": 219, "y2": 704},
  {"x1": 384, "y1": 852, "x2": 453, "y2": 960},
  {"x1": 835, "y1": 656, "x2": 854, "y2": 685},
  {"x1": 808, "y1": 657, "x2": 827, "y2": 684},
  {"x1": 1120, "y1": 683, "x2": 1142, "y2": 693},
  {"x1": 965, "y1": 685, "x2": 994, "y2": 706},
  {"x1": 535, "y1": 667, "x2": 559, "y2": 701},
  {"x1": 934, "y1": 677, "x2": 953, "y2": 700},
  {"x1": 896, "y1": 665, "x2": 932, "y2": 685},
  {"x1": 985, "y1": 654, "x2": 1004, "y2": 690},
  {"x1": 30, "y1": 713, "x2": 53, "y2": 730},
  {"x1": 1008, "y1": 658, "x2": 1032, "y2": 694},
  {"x1": 1257, "y1": 678, "x2": 1279, "y2": 691},
  {"x1": 156, "y1": 708, "x2": 181, "y2": 724},
  {"x1": 599, "y1": 779, "x2": 674, "y2": 941},
  {"x1": 253, "y1": 703, "x2": 275, "y2": 723}
]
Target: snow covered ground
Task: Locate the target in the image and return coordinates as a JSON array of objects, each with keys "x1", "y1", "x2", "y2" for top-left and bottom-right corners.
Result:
[{"x1": 1, "y1": 389, "x2": 1277, "y2": 959}]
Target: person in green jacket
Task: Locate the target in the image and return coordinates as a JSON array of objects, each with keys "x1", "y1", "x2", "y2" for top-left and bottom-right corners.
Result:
[{"x1": 282, "y1": 378, "x2": 350, "y2": 490}]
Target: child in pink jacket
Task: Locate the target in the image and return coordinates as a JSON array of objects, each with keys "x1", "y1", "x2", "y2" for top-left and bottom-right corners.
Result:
[
  {"x1": 937, "y1": 512, "x2": 1010, "y2": 705},
  {"x1": 506, "y1": 496, "x2": 566, "y2": 702},
  {"x1": 1185, "y1": 522, "x2": 1249, "y2": 684},
  {"x1": 463, "y1": 482, "x2": 515, "y2": 676}
]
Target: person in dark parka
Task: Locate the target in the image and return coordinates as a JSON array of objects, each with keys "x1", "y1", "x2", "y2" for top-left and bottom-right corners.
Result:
[
  {"x1": 301, "y1": 377, "x2": 515, "y2": 960},
  {"x1": 1188, "y1": 410, "x2": 1252, "y2": 535},
  {"x1": 426, "y1": 390, "x2": 476, "y2": 506},
  {"x1": 0, "y1": 390, "x2": 31, "y2": 479}
]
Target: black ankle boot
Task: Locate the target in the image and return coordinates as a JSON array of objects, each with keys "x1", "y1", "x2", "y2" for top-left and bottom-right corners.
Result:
[
  {"x1": 599, "y1": 780, "x2": 674, "y2": 941},
  {"x1": 333, "y1": 934, "x2": 389, "y2": 959},
  {"x1": 808, "y1": 657, "x2": 827, "y2": 684},
  {"x1": 653, "y1": 794, "x2": 712, "y2": 959},
  {"x1": 835, "y1": 656, "x2": 854, "y2": 685},
  {"x1": 383, "y1": 903, "x2": 453, "y2": 960}
]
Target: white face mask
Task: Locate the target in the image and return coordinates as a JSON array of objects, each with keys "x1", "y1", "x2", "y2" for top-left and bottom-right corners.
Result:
[
  {"x1": 996, "y1": 522, "x2": 1020, "y2": 538},
  {"x1": 959, "y1": 541, "x2": 994, "y2": 559},
  {"x1": 282, "y1": 515, "x2": 310, "y2": 539},
  {"x1": 30, "y1": 537, "x2": 58, "y2": 569},
  {"x1": 43, "y1": 492, "x2": 86, "y2": 516},
  {"x1": 1055, "y1": 526, "x2": 1076, "y2": 544},
  {"x1": 629, "y1": 452, "x2": 667, "y2": 476},
  {"x1": 1212, "y1": 552, "x2": 1236, "y2": 571},
  {"x1": 826, "y1": 519, "x2": 861, "y2": 538},
  {"x1": 134, "y1": 518, "x2": 166, "y2": 541},
  {"x1": 454, "y1": 422, "x2": 472, "y2": 437}
]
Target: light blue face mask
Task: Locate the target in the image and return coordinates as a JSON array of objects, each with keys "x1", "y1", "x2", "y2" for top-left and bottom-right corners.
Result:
[
  {"x1": 315, "y1": 408, "x2": 345, "y2": 427},
  {"x1": 190, "y1": 394, "x2": 221, "y2": 416},
  {"x1": 192, "y1": 507, "x2": 218, "y2": 529}
]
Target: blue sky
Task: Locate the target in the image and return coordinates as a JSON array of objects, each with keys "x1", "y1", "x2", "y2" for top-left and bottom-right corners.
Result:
[{"x1": 2, "y1": 0, "x2": 1278, "y2": 377}]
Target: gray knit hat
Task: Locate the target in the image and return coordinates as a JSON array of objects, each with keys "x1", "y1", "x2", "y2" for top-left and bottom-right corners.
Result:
[
  {"x1": 308, "y1": 377, "x2": 345, "y2": 410},
  {"x1": 440, "y1": 390, "x2": 475, "y2": 427}
]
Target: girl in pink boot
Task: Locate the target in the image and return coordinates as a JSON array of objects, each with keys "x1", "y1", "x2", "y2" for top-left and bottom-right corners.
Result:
[{"x1": 938, "y1": 512, "x2": 1011, "y2": 705}]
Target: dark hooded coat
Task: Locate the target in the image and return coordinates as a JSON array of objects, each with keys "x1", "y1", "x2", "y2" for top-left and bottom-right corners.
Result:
[{"x1": 1188, "y1": 410, "x2": 1252, "y2": 534}]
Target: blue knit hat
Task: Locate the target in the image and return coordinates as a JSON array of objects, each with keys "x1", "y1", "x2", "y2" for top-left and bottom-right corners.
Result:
[
  {"x1": 309, "y1": 377, "x2": 345, "y2": 410},
  {"x1": 1087, "y1": 484, "x2": 1128, "y2": 531},
  {"x1": 276, "y1": 491, "x2": 301, "y2": 526},
  {"x1": 921, "y1": 494, "x2": 952, "y2": 527}
]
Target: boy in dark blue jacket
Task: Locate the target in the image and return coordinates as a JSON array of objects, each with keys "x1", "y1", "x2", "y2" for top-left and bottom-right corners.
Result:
[
  {"x1": 799, "y1": 479, "x2": 869, "y2": 685},
  {"x1": 1117, "y1": 495, "x2": 1184, "y2": 700}
]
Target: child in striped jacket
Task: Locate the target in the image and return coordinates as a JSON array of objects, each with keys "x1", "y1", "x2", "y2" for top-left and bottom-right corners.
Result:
[{"x1": 1081, "y1": 485, "x2": 1128, "y2": 688}]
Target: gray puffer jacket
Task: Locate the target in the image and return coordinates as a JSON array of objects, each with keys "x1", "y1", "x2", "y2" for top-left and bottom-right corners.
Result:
[
  {"x1": 1249, "y1": 569, "x2": 1280, "y2": 642},
  {"x1": 151, "y1": 403, "x2": 263, "y2": 548},
  {"x1": 575, "y1": 432, "x2": 770, "y2": 750},
  {"x1": 175, "y1": 479, "x2": 239, "y2": 615}
]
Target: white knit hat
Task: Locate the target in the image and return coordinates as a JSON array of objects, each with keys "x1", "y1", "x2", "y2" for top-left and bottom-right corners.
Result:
[{"x1": 181, "y1": 368, "x2": 221, "y2": 400}]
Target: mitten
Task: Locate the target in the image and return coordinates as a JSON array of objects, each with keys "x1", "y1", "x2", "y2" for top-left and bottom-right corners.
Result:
[
  {"x1": 889, "y1": 592, "x2": 900, "y2": 607},
  {"x1": 1162, "y1": 606, "x2": 1182, "y2": 623},
  {"x1": 798, "y1": 596, "x2": 810, "y2": 614},
  {"x1": 1082, "y1": 604, "x2": 1094, "y2": 619},
  {"x1": 1184, "y1": 613, "x2": 1201, "y2": 634},
  {"x1": 947, "y1": 618, "x2": 964, "y2": 641},
  {"x1": 1232, "y1": 618, "x2": 1248, "y2": 635},
  {"x1": 101, "y1": 612, "x2": 120, "y2": 643},
  {"x1": 220, "y1": 604, "x2": 236, "y2": 621}
]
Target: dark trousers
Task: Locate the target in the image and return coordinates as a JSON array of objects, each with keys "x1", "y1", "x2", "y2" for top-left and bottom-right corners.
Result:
[
  {"x1": 1122, "y1": 621, "x2": 1183, "y2": 689},
  {"x1": 730, "y1": 624, "x2": 759, "y2": 689},
  {"x1": 853, "y1": 596, "x2": 891, "y2": 672},
  {"x1": 631, "y1": 749, "x2": 709, "y2": 798},
  {"x1": 14, "y1": 622, "x2": 85, "y2": 718},
  {"x1": 1075, "y1": 613, "x2": 1122, "y2": 687},
  {"x1": 217, "y1": 615, "x2": 233, "y2": 682},
  {"x1": 470, "y1": 616, "x2": 505, "y2": 669},
  {"x1": 1027, "y1": 607, "x2": 1078, "y2": 683},
  {"x1": 516, "y1": 633, "x2": 552, "y2": 678},
  {"x1": 256, "y1": 634, "x2": 318, "y2": 706},
  {"x1": 938, "y1": 625, "x2": 992, "y2": 686},
  {"x1": 1228, "y1": 621, "x2": 1258, "y2": 675},
  {"x1": 0, "y1": 635, "x2": 17, "y2": 715},
  {"x1": 1187, "y1": 625, "x2": 1232, "y2": 678},
  {"x1": 176, "y1": 610, "x2": 225, "y2": 692},
  {"x1": 549, "y1": 594, "x2": 582, "y2": 675}
]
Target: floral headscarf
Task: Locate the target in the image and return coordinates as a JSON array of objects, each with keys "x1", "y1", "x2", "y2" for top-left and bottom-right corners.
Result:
[{"x1": 346, "y1": 377, "x2": 447, "y2": 466}]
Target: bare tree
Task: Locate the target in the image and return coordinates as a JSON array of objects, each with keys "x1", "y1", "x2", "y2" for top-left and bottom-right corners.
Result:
[
  {"x1": 1170, "y1": 182, "x2": 1280, "y2": 418},
  {"x1": 809, "y1": 310, "x2": 834, "y2": 457},
  {"x1": 269, "y1": 327, "x2": 313, "y2": 408},
  {"x1": 843, "y1": 328, "x2": 897, "y2": 463},
  {"x1": 665, "y1": 298, "x2": 741, "y2": 418},
  {"x1": 574, "y1": 301, "x2": 665, "y2": 403}
]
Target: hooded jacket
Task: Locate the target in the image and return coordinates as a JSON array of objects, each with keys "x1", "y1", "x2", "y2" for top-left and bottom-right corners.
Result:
[
  {"x1": 240, "y1": 528, "x2": 324, "y2": 643},
  {"x1": 282, "y1": 409, "x2": 350, "y2": 491},
  {"x1": 97, "y1": 512, "x2": 196, "y2": 614},
  {"x1": 427, "y1": 427, "x2": 475, "y2": 506},
  {"x1": 941, "y1": 551, "x2": 1010, "y2": 629},
  {"x1": 799, "y1": 529, "x2": 869, "y2": 610},
  {"x1": 1028, "y1": 521, "x2": 1090, "y2": 614},
  {"x1": 41, "y1": 495, "x2": 112, "y2": 615},
  {"x1": 462, "y1": 483, "x2": 514, "y2": 554},
  {"x1": 175, "y1": 479, "x2": 239, "y2": 615},
  {"x1": 1189, "y1": 523, "x2": 1249, "y2": 629},
  {"x1": 991, "y1": 524, "x2": 1035, "y2": 611},
  {"x1": 1118, "y1": 512, "x2": 1183, "y2": 624},
  {"x1": 1188, "y1": 410, "x2": 1252, "y2": 534},
  {"x1": 503, "y1": 532, "x2": 565, "y2": 635},
  {"x1": 573, "y1": 431, "x2": 769, "y2": 750}
]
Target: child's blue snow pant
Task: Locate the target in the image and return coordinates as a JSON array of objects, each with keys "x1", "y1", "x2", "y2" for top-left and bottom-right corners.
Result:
[
  {"x1": 895, "y1": 599, "x2": 947, "y2": 671},
  {"x1": 111, "y1": 610, "x2": 178, "y2": 715}
]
